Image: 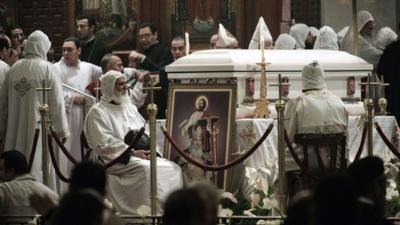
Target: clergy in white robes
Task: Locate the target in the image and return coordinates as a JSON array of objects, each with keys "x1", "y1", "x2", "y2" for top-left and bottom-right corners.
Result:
[
  {"x1": 0, "y1": 150, "x2": 59, "y2": 215},
  {"x1": 53, "y1": 37, "x2": 102, "y2": 193},
  {"x1": 313, "y1": 26, "x2": 339, "y2": 50},
  {"x1": 84, "y1": 70, "x2": 182, "y2": 215},
  {"x1": 0, "y1": 30, "x2": 69, "y2": 189},
  {"x1": 0, "y1": 35, "x2": 10, "y2": 91},
  {"x1": 341, "y1": 10, "x2": 382, "y2": 68},
  {"x1": 289, "y1": 23, "x2": 310, "y2": 49},
  {"x1": 274, "y1": 34, "x2": 297, "y2": 50},
  {"x1": 375, "y1": 27, "x2": 398, "y2": 51},
  {"x1": 284, "y1": 62, "x2": 348, "y2": 171}
]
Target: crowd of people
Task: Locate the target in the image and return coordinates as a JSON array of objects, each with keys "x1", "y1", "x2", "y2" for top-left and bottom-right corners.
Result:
[{"x1": 0, "y1": 8, "x2": 398, "y2": 225}]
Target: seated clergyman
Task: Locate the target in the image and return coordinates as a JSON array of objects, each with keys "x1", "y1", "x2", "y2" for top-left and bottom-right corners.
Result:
[
  {"x1": 84, "y1": 70, "x2": 183, "y2": 215},
  {"x1": 284, "y1": 61, "x2": 349, "y2": 171}
]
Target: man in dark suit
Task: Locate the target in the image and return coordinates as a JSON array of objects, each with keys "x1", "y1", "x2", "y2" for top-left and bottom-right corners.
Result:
[{"x1": 129, "y1": 22, "x2": 173, "y2": 119}]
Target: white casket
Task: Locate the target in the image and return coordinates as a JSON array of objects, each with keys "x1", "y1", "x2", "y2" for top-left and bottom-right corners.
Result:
[{"x1": 166, "y1": 49, "x2": 373, "y2": 109}]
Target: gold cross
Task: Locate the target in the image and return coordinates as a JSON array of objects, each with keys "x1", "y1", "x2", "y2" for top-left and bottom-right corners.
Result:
[
  {"x1": 142, "y1": 76, "x2": 162, "y2": 104},
  {"x1": 358, "y1": 73, "x2": 386, "y2": 99},
  {"x1": 35, "y1": 79, "x2": 52, "y2": 105}
]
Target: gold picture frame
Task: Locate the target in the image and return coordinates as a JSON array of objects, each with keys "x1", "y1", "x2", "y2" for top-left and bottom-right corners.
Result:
[{"x1": 165, "y1": 84, "x2": 236, "y2": 189}]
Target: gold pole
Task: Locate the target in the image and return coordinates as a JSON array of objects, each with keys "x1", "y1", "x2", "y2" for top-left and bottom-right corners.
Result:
[
  {"x1": 271, "y1": 74, "x2": 290, "y2": 214},
  {"x1": 36, "y1": 79, "x2": 51, "y2": 186},
  {"x1": 352, "y1": 0, "x2": 359, "y2": 56},
  {"x1": 143, "y1": 78, "x2": 162, "y2": 216},
  {"x1": 365, "y1": 73, "x2": 373, "y2": 156}
]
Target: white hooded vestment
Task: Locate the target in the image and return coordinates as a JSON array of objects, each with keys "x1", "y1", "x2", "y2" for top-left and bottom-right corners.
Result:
[
  {"x1": 84, "y1": 70, "x2": 182, "y2": 215},
  {"x1": 0, "y1": 30, "x2": 69, "y2": 189},
  {"x1": 284, "y1": 62, "x2": 348, "y2": 171}
]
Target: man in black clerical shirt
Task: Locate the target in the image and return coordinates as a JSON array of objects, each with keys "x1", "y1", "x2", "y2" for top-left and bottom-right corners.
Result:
[
  {"x1": 76, "y1": 14, "x2": 111, "y2": 66},
  {"x1": 377, "y1": 21, "x2": 400, "y2": 124},
  {"x1": 129, "y1": 22, "x2": 173, "y2": 119}
]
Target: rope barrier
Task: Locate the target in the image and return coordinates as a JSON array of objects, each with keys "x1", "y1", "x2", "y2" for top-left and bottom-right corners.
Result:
[
  {"x1": 49, "y1": 126, "x2": 78, "y2": 165},
  {"x1": 28, "y1": 128, "x2": 40, "y2": 172},
  {"x1": 47, "y1": 134, "x2": 70, "y2": 183},
  {"x1": 375, "y1": 122, "x2": 400, "y2": 160},
  {"x1": 283, "y1": 129, "x2": 308, "y2": 172},
  {"x1": 354, "y1": 124, "x2": 368, "y2": 161},
  {"x1": 161, "y1": 122, "x2": 274, "y2": 172}
]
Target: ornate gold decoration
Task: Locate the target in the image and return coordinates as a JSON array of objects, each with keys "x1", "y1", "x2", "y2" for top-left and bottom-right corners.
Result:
[{"x1": 14, "y1": 77, "x2": 31, "y2": 97}]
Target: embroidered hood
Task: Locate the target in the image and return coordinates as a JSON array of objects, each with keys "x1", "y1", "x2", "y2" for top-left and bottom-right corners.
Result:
[
  {"x1": 274, "y1": 33, "x2": 297, "y2": 50},
  {"x1": 23, "y1": 30, "x2": 51, "y2": 60},
  {"x1": 302, "y1": 61, "x2": 327, "y2": 91}
]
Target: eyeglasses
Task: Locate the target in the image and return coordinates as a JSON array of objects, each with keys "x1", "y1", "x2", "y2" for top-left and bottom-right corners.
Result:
[{"x1": 139, "y1": 33, "x2": 153, "y2": 39}]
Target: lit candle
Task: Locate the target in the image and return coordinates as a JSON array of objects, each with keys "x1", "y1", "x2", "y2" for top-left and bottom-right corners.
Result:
[
  {"x1": 260, "y1": 36, "x2": 265, "y2": 62},
  {"x1": 185, "y1": 32, "x2": 190, "y2": 56}
]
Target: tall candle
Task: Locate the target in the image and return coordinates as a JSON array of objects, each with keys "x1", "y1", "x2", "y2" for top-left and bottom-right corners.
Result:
[
  {"x1": 185, "y1": 32, "x2": 190, "y2": 56},
  {"x1": 260, "y1": 36, "x2": 265, "y2": 62}
]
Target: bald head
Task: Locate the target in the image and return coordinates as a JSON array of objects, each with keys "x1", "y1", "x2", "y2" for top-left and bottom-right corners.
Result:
[{"x1": 101, "y1": 54, "x2": 124, "y2": 74}]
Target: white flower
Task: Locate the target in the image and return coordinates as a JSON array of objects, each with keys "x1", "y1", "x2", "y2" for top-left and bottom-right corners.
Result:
[
  {"x1": 250, "y1": 192, "x2": 261, "y2": 208},
  {"x1": 256, "y1": 220, "x2": 267, "y2": 225},
  {"x1": 256, "y1": 219, "x2": 281, "y2": 225},
  {"x1": 136, "y1": 205, "x2": 151, "y2": 218},
  {"x1": 245, "y1": 167, "x2": 270, "y2": 193},
  {"x1": 262, "y1": 197, "x2": 279, "y2": 211},
  {"x1": 220, "y1": 192, "x2": 238, "y2": 203},
  {"x1": 218, "y1": 205, "x2": 233, "y2": 217},
  {"x1": 243, "y1": 208, "x2": 257, "y2": 217}
]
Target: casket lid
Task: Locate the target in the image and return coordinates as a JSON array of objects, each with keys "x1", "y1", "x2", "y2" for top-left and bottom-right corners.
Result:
[{"x1": 166, "y1": 49, "x2": 373, "y2": 78}]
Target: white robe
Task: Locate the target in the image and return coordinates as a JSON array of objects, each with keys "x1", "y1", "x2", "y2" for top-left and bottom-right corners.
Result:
[
  {"x1": 0, "y1": 59, "x2": 10, "y2": 90},
  {"x1": 0, "y1": 57, "x2": 69, "y2": 190},
  {"x1": 54, "y1": 58, "x2": 102, "y2": 193},
  {"x1": 0, "y1": 174, "x2": 59, "y2": 215},
  {"x1": 123, "y1": 67, "x2": 147, "y2": 108},
  {"x1": 284, "y1": 90, "x2": 348, "y2": 171},
  {"x1": 84, "y1": 100, "x2": 183, "y2": 215}
]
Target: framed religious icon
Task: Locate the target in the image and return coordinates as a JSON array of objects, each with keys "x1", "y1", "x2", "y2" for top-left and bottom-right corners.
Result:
[{"x1": 165, "y1": 84, "x2": 236, "y2": 189}]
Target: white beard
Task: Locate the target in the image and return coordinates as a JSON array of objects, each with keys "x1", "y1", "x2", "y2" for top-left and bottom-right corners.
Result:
[{"x1": 113, "y1": 90, "x2": 130, "y2": 105}]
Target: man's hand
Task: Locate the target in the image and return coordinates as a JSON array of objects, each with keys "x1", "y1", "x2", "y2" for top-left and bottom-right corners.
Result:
[
  {"x1": 137, "y1": 71, "x2": 150, "y2": 83},
  {"x1": 129, "y1": 51, "x2": 145, "y2": 65},
  {"x1": 73, "y1": 94, "x2": 86, "y2": 105},
  {"x1": 131, "y1": 150, "x2": 150, "y2": 160}
]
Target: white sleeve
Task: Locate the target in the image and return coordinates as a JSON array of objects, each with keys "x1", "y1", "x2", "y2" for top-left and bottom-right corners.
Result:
[
  {"x1": 84, "y1": 107, "x2": 128, "y2": 161},
  {"x1": 48, "y1": 65, "x2": 70, "y2": 138},
  {"x1": 129, "y1": 82, "x2": 147, "y2": 108},
  {"x1": 0, "y1": 71, "x2": 9, "y2": 140},
  {"x1": 284, "y1": 98, "x2": 299, "y2": 145}
]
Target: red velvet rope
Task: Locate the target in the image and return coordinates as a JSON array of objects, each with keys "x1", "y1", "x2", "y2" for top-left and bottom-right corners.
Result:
[
  {"x1": 283, "y1": 129, "x2": 308, "y2": 172},
  {"x1": 104, "y1": 127, "x2": 146, "y2": 169},
  {"x1": 161, "y1": 122, "x2": 274, "y2": 172},
  {"x1": 354, "y1": 124, "x2": 368, "y2": 161},
  {"x1": 374, "y1": 122, "x2": 400, "y2": 160},
  {"x1": 49, "y1": 126, "x2": 78, "y2": 165},
  {"x1": 47, "y1": 134, "x2": 70, "y2": 183},
  {"x1": 28, "y1": 128, "x2": 40, "y2": 172}
]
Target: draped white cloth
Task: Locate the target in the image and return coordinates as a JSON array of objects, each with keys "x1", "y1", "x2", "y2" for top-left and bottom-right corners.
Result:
[
  {"x1": 289, "y1": 23, "x2": 310, "y2": 49},
  {"x1": 0, "y1": 59, "x2": 10, "y2": 90},
  {"x1": 314, "y1": 26, "x2": 339, "y2": 50},
  {"x1": 84, "y1": 71, "x2": 182, "y2": 215},
  {"x1": 0, "y1": 174, "x2": 59, "y2": 215},
  {"x1": 274, "y1": 34, "x2": 297, "y2": 50},
  {"x1": 54, "y1": 58, "x2": 102, "y2": 193},
  {"x1": 248, "y1": 17, "x2": 273, "y2": 49},
  {"x1": 375, "y1": 27, "x2": 398, "y2": 51},
  {"x1": 0, "y1": 31, "x2": 69, "y2": 190}
]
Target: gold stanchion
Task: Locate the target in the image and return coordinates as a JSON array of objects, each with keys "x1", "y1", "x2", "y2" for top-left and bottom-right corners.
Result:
[
  {"x1": 143, "y1": 78, "x2": 161, "y2": 216},
  {"x1": 270, "y1": 74, "x2": 290, "y2": 214},
  {"x1": 253, "y1": 37, "x2": 271, "y2": 118},
  {"x1": 35, "y1": 79, "x2": 52, "y2": 186},
  {"x1": 359, "y1": 73, "x2": 381, "y2": 156}
]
